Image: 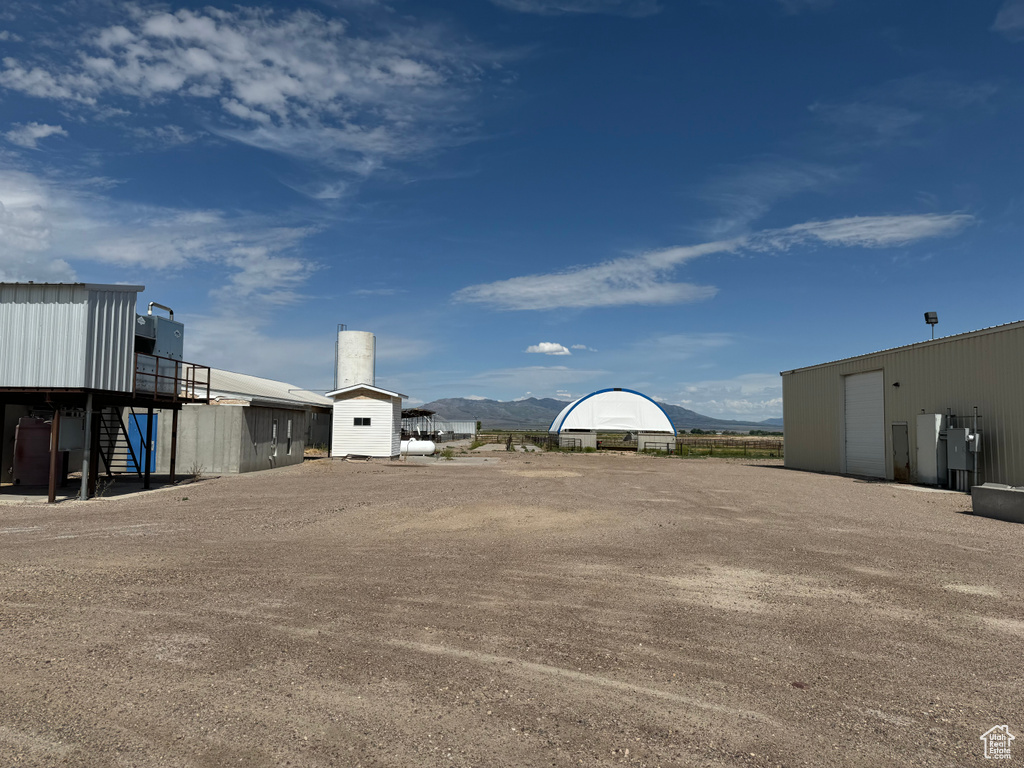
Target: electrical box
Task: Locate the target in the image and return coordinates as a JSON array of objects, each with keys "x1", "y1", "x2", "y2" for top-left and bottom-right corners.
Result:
[
  {"x1": 916, "y1": 414, "x2": 943, "y2": 484},
  {"x1": 57, "y1": 416, "x2": 85, "y2": 451},
  {"x1": 135, "y1": 312, "x2": 185, "y2": 395},
  {"x1": 135, "y1": 314, "x2": 184, "y2": 360},
  {"x1": 947, "y1": 427, "x2": 973, "y2": 471}
]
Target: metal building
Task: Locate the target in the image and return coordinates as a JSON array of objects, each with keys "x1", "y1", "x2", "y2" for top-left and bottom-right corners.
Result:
[
  {"x1": 0, "y1": 283, "x2": 210, "y2": 501},
  {"x1": 781, "y1": 320, "x2": 1024, "y2": 487},
  {"x1": 401, "y1": 409, "x2": 477, "y2": 441},
  {"x1": 153, "y1": 368, "x2": 333, "y2": 475}
]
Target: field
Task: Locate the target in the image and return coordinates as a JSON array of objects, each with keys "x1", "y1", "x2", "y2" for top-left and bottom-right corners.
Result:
[{"x1": 1, "y1": 450, "x2": 1021, "y2": 767}]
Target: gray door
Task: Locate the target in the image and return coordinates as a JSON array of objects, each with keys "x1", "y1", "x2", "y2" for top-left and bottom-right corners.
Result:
[
  {"x1": 892, "y1": 423, "x2": 910, "y2": 483},
  {"x1": 844, "y1": 371, "x2": 885, "y2": 477}
]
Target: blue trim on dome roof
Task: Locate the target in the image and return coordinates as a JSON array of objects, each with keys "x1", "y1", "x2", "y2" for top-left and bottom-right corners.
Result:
[{"x1": 548, "y1": 388, "x2": 676, "y2": 434}]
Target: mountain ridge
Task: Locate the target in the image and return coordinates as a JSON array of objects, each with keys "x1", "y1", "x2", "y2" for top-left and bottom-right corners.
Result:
[{"x1": 421, "y1": 396, "x2": 783, "y2": 432}]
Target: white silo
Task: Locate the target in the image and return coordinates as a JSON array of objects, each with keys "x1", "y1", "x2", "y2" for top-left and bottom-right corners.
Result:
[{"x1": 335, "y1": 325, "x2": 376, "y2": 388}]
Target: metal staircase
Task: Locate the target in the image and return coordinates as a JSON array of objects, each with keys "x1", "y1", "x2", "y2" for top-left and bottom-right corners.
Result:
[{"x1": 96, "y1": 408, "x2": 143, "y2": 477}]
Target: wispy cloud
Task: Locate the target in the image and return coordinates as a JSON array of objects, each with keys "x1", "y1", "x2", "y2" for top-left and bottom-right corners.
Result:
[
  {"x1": 0, "y1": 168, "x2": 320, "y2": 305},
  {"x1": 0, "y1": 6, "x2": 500, "y2": 174},
  {"x1": 453, "y1": 240, "x2": 731, "y2": 310},
  {"x1": 526, "y1": 342, "x2": 571, "y2": 355},
  {"x1": 352, "y1": 287, "x2": 407, "y2": 296},
  {"x1": 699, "y1": 158, "x2": 847, "y2": 237},
  {"x1": 488, "y1": 0, "x2": 661, "y2": 16},
  {"x1": 4, "y1": 122, "x2": 67, "y2": 149},
  {"x1": 748, "y1": 213, "x2": 974, "y2": 250},
  {"x1": 809, "y1": 73, "x2": 998, "y2": 147},
  {"x1": 674, "y1": 373, "x2": 783, "y2": 420},
  {"x1": 571, "y1": 344, "x2": 597, "y2": 351},
  {"x1": 630, "y1": 333, "x2": 735, "y2": 361},
  {"x1": 993, "y1": 0, "x2": 1024, "y2": 40},
  {"x1": 0, "y1": 170, "x2": 71, "y2": 281},
  {"x1": 454, "y1": 213, "x2": 973, "y2": 310}
]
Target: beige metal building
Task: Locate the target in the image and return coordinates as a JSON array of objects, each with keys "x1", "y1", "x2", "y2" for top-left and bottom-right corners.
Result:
[{"x1": 782, "y1": 321, "x2": 1024, "y2": 487}]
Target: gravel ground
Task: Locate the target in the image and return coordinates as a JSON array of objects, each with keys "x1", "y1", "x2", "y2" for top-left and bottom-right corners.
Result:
[{"x1": 1, "y1": 451, "x2": 1021, "y2": 767}]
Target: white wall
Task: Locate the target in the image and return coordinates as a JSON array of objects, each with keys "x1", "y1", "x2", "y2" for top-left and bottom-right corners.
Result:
[{"x1": 332, "y1": 393, "x2": 399, "y2": 458}]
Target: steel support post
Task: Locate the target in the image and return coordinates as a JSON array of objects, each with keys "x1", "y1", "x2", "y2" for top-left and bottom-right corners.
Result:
[
  {"x1": 144, "y1": 407, "x2": 153, "y2": 490},
  {"x1": 48, "y1": 408, "x2": 61, "y2": 504},
  {"x1": 80, "y1": 392, "x2": 93, "y2": 501}
]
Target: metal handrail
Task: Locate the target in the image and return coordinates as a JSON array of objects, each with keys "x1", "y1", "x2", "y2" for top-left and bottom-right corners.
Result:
[{"x1": 133, "y1": 353, "x2": 211, "y2": 402}]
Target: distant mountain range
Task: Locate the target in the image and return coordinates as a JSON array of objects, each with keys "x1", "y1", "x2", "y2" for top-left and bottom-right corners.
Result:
[{"x1": 421, "y1": 397, "x2": 783, "y2": 432}]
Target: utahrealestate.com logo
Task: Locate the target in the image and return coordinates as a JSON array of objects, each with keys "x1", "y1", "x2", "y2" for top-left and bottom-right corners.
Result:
[{"x1": 981, "y1": 726, "x2": 1015, "y2": 760}]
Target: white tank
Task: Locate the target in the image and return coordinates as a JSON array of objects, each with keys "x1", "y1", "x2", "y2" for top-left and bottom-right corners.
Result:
[
  {"x1": 336, "y1": 330, "x2": 375, "y2": 388},
  {"x1": 400, "y1": 440, "x2": 436, "y2": 456}
]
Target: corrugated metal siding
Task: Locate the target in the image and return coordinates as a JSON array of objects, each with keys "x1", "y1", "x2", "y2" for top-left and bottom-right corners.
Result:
[
  {"x1": 0, "y1": 284, "x2": 138, "y2": 391},
  {"x1": 332, "y1": 395, "x2": 399, "y2": 457},
  {"x1": 85, "y1": 288, "x2": 136, "y2": 391},
  {"x1": 783, "y1": 323, "x2": 1024, "y2": 485},
  {"x1": 0, "y1": 284, "x2": 88, "y2": 387}
]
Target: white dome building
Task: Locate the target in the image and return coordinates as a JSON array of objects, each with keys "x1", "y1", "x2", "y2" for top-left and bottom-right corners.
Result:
[{"x1": 548, "y1": 388, "x2": 676, "y2": 451}]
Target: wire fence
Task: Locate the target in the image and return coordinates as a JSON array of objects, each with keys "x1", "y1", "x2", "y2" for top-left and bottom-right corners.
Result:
[{"x1": 476, "y1": 433, "x2": 784, "y2": 457}]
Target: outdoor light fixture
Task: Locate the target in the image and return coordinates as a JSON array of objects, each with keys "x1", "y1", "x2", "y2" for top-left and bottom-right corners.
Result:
[{"x1": 924, "y1": 311, "x2": 938, "y2": 339}]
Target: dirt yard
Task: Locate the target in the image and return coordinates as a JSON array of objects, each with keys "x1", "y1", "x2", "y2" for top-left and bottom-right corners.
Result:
[{"x1": 1, "y1": 452, "x2": 1021, "y2": 767}]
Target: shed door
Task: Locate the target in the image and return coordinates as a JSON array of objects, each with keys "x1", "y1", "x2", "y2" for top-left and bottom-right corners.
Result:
[{"x1": 844, "y1": 371, "x2": 884, "y2": 478}]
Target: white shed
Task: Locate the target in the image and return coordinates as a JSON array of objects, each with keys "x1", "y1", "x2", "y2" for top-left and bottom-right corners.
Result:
[{"x1": 327, "y1": 384, "x2": 406, "y2": 458}]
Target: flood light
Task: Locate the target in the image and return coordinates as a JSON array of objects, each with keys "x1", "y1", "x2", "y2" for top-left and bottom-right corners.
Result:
[{"x1": 924, "y1": 311, "x2": 938, "y2": 339}]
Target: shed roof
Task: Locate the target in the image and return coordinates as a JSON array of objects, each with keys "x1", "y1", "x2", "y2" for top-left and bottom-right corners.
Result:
[
  {"x1": 326, "y1": 383, "x2": 407, "y2": 400},
  {"x1": 548, "y1": 388, "x2": 675, "y2": 434},
  {"x1": 201, "y1": 368, "x2": 333, "y2": 409}
]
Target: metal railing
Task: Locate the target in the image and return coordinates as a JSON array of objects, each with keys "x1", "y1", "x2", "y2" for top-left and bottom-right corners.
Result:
[{"x1": 133, "y1": 354, "x2": 211, "y2": 402}]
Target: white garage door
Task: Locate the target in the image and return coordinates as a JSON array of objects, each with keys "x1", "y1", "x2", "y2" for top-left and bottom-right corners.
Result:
[{"x1": 844, "y1": 370, "x2": 885, "y2": 478}]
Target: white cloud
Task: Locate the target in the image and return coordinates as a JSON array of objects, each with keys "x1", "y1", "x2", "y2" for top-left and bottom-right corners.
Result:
[
  {"x1": 0, "y1": 168, "x2": 321, "y2": 305},
  {"x1": 699, "y1": 158, "x2": 846, "y2": 237},
  {"x1": 454, "y1": 213, "x2": 972, "y2": 311},
  {"x1": 571, "y1": 344, "x2": 597, "y2": 351},
  {"x1": 631, "y1": 333, "x2": 734, "y2": 361},
  {"x1": 0, "y1": 31, "x2": 23, "y2": 42},
  {"x1": 453, "y1": 240, "x2": 731, "y2": 310},
  {"x1": 187, "y1": 314, "x2": 336, "y2": 388},
  {"x1": 673, "y1": 373, "x2": 783, "y2": 420},
  {"x1": 489, "y1": 0, "x2": 661, "y2": 16},
  {"x1": 0, "y1": 6, "x2": 499, "y2": 173},
  {"x1": 749, "y1": 213, "x2": 974, "y2": 250},
  {"x1": 4, "y1": 122, "x2": 68, "y2": 149},
  {"x1": 0, "y1": 170, "x2": 72, "y2": 280},
  {"x1": 809, "y1": 73, "x2": 998, "y2": 147},
  {"x1": 809, "y1": 101, "x2": 923, "y2": 144},
  {"x1": 993, "y1": 0, "x2": 1024, "y2": 40},
  {"x1": 526, "y1": 342, "x2": 571, "y2": 355}
]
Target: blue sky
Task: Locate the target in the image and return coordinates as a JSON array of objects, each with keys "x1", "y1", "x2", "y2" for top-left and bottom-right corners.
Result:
[{"x1": 1, "y1": 0, "x2": 1021, "y2": 419}]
